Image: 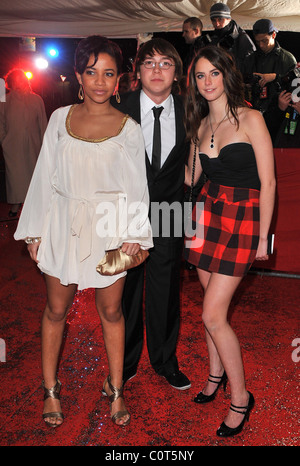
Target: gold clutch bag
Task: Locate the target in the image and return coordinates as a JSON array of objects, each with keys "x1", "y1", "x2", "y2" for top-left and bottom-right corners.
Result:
[{"x1": 96, "y1": 248, "x2": 149, "y2": 276}]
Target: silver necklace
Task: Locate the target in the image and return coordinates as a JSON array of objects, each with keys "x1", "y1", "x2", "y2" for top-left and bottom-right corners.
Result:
[{"x1": 209, "y1": 113, "x2": 228, "y2": 149}]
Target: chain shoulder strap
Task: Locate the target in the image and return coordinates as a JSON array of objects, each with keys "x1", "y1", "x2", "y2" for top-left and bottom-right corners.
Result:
[{"x1": 188, "y1": 141, "x2": 197, "y2": 207}]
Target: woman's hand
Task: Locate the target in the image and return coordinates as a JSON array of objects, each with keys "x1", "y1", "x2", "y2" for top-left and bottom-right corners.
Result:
[
  {"x1": 27, "y1": 241, "x2": 41, "y2": 263},
  {"x1": 255, "y1": 237, "x2": 269, "y2": 261},
  {"x1": 121, "y1": 242, "x2": 141, "y2": 256}
]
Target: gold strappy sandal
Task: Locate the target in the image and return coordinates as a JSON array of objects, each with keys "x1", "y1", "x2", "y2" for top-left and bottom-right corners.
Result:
[
  {"x1": 103, "y1": 375, "x2": 130, "y2": 426},
  {"x1": 42, "y1": 379, "x2": 64, "y2": 428}
]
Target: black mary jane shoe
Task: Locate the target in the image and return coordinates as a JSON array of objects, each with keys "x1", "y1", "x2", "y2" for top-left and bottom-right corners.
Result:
[
  {"x1": 216, "y1": 391, "x2": 255, "y2": 437},
  {"x1": 194, "y1": 372, "x2": 227, "y2": 404}
]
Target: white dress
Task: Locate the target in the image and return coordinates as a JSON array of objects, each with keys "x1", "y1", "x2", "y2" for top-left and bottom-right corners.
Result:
[{"x1": 14, "y1": 104, "x2": 153, "y2": 290}]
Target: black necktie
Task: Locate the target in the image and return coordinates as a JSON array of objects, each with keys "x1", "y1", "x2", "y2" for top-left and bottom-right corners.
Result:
[{"x1": 152, "y1": 106, "x2": 164, "y2": 174}]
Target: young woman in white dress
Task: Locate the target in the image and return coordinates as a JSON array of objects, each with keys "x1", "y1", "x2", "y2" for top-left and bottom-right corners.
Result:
[{"x1": 14, "y1": 35, "x2": 153, "y2": 428}]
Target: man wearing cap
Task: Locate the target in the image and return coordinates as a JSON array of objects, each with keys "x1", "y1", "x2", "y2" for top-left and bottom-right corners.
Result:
[
  {"x1": 242, "y1": 18, "x2": 297, "y2": 142},
  {"x1": 209, "y1": 2, "x2": 255, "y2": 70}
]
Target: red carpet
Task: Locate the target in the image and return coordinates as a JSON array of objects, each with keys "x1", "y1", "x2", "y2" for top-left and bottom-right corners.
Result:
[{"x1": 0, "y1": 203, "x2": 299, "y2": 450}]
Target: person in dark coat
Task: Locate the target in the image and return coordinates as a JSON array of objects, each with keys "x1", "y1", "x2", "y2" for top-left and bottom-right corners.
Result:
[
  {"x1": 112, "y1": 38, "x2": 191, "y2": 390},
  {"x1": 182, "y1": 17, "x2": 207, "y2": 75},
  {"x1": 209, "y1": 2, "x2": 255, "y2": 71},
  {"x1": 241, "y1": 19, "x2": 297, "y2": 143}
]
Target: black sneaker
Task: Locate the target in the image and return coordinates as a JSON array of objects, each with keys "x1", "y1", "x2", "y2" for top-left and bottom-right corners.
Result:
[{"x1": 160, "y1": 370, "x2": 191, "y2": 390}]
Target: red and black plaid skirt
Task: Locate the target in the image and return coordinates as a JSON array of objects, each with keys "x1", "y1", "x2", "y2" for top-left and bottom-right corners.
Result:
[{"x1": 184, "y1": 180, "x2": 260, "y2": 277}]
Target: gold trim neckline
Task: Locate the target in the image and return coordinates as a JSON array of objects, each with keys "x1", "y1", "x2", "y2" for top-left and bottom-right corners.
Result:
[{"x1": 65, "y1": 104, "x2": 129, "y2": 143}]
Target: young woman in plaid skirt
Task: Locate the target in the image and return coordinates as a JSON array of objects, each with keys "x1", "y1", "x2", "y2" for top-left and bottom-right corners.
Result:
[{"x1": 184, "y1": 46, "x2": 276, "y2": 437}]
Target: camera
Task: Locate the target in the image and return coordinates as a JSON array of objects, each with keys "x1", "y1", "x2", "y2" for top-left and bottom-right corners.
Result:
[
  {"x1": 279, "y1": 65, "x2": 300, "y2": 92},
  {"x1": 243, "y1": 73, "x2": 262, "y2": 101},
  {"x1": 244, "y1": 74, "x2": 261, "y2": 86}
]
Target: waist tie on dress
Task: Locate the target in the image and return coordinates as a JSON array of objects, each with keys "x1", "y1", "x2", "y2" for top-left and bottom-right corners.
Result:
[{"x1": 53, "y1": 186, "x2": 126, "y2": 262}]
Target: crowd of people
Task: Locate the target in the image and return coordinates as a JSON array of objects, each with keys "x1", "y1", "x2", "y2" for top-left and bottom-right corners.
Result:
[
  {"x1": 1, "y1": 1, "x2": 297, "y2": 439},
  {"x1": 181, "y1": 4, "x2": 298, "y2": 147}
]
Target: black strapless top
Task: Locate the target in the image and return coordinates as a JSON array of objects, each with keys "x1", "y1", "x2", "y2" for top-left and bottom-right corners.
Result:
[{"x1": 200, "y1": 142, "x2": 260, "y2": 190}]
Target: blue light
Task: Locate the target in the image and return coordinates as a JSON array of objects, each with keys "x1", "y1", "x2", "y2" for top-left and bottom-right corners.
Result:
[{"x1": 47, "y1": 47, "x2": 59, "y2": 58}]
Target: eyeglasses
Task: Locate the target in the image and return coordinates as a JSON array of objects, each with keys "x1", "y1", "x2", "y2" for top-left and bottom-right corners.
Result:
[{"x1": 141, "y1": 60, "x2": 176, "y2": 70}]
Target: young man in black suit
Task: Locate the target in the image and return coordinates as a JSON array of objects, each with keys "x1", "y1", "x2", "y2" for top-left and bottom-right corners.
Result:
[{"x1": 112, "y1": 38, "x2": 190, "y2": 390}]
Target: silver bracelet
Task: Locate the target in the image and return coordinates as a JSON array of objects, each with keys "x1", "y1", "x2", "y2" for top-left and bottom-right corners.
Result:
[{"x1": 25, "y1": 237, "x2": 41, "y2": 244}]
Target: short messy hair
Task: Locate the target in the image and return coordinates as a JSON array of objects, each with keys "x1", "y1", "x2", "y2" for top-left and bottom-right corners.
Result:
[
  {"x1": 133, "y1": 38, "x2": 183, "y2": 83},
  {"x1": 74, "y1": 35, "x2": 123, "y2": 75}
]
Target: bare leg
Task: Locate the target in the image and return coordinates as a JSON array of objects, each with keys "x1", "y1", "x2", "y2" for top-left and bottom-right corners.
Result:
[
  {"x1": 197, "y1": 269, "x2": 224, "y2": 396},
  {"x1": 95, "y1": 277, "x2": 129, "y2": 426},
  {"x1": 197, "y1": 269, "x2": 249, "y2": 428},
  {"x1": 42, "y1": 275, "x2": 77, "y2": 426}
]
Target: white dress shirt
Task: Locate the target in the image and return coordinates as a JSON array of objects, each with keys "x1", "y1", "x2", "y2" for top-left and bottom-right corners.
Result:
[{"x1": 140, "y1": 91, "x2": 176, "y2": 168}]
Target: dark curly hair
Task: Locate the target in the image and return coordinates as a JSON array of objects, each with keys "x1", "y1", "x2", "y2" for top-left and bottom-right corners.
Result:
[
  {"x1": 74, "y1": 35, "x2": 123, "y2": 75},
  {"x1": 185, "y1": 46, "x2": 247, "y2": 142}
]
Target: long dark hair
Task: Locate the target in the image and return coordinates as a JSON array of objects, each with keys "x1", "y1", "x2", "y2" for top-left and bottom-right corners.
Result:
[
  {"x1": 185, "y1": 46, "x2": 247, "y2": 141},
  {"x1": 74, "y1": 35, "x2": 123, "y2": 75}
]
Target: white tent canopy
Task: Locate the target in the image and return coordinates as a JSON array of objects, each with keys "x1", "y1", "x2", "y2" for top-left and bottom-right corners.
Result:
[{"x1": 0, "y1": 0, "x2": 299, "y2": 38}]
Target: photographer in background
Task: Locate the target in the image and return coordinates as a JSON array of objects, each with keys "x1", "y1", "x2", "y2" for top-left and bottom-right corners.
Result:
[
  {"x1": 274, "y1": 65, "x2": 300, "y2": 147},
  {"x1": 242, "y1": 19, "x2": 297, "y2": 143},
  {"x1": 209, "y1": 3, "x2": 255, "y2": 71},
  {"x1": 182, "y1": 17, "x2": 206, "y2": 75}
]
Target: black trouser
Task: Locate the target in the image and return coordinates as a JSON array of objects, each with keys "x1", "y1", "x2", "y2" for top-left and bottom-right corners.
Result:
[{"x1": 122, "y1": 235, "x2": 184, "y2": 377}]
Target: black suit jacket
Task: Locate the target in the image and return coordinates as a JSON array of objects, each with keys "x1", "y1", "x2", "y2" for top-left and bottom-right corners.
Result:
[
  {"x1": 112, "y1": 90, "x2": 188, "y2": 207},
  {"x1": 112, "y1": 91, "x2": 187, "y2": 373}
]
